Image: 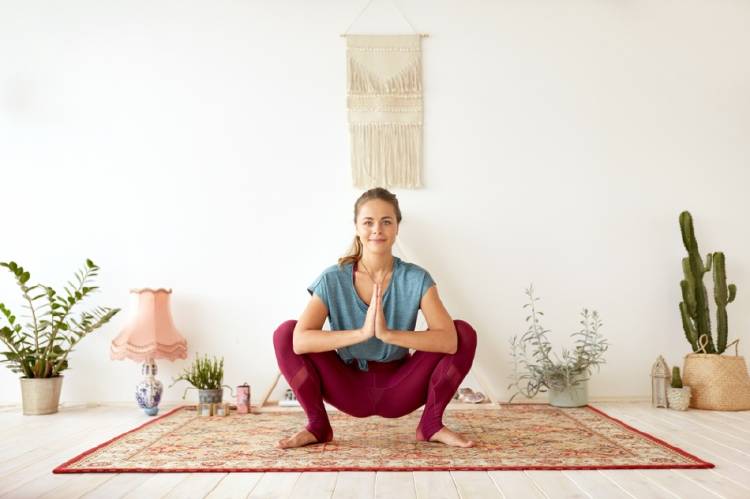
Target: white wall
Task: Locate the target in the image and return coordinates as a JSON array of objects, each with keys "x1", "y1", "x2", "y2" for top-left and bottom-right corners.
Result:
[{"x1": 1, "y1": 0, "x2": 749, "y2": 406}]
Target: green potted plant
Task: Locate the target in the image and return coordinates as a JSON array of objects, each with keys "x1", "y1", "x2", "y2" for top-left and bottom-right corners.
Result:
[
  {"x1": 508, "y1": 285, "x2": 608, "y2": 407},
  {"x1": 667, "y1": 366, "x2": 691, "y2": 411},
  {"x1": 678, "y1": 211, "x2": 750, "y2": 410},
  {"x1": 171, "y1": 353, "x2": 232, "y2": 404},
  {"x1": 0, "y1": 259, "x2": 120, "y2": 415}
]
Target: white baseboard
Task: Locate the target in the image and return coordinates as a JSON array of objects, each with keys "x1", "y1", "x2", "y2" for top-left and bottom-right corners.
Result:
[{"x1": 0, "y1": 395, "x2": 650, "y2": 413}]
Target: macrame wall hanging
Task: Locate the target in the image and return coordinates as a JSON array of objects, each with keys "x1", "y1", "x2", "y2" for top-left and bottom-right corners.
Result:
[{"x1": 342, "y1": 1, "x2": 428, "y2": 189}]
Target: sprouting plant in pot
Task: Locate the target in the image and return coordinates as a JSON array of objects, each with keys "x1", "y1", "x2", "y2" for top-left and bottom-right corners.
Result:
[
  {"x1": 508, "y1": 285, "x2": 608, "y2": 408},
  {"x1": 0, "y1": 260, "x2": 120, "y2": 415},
  {"x1": 667, "y1": 366, "x2": 691, "y2": 411},
  {"x1": 170, "y1": 353, "x2": 233, "y2": 404},
  {"x1": 678, "y1": 211, "x2": 750, "y2": 411}
]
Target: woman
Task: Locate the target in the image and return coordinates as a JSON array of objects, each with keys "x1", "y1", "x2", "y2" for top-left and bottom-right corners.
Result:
[{"x1": 273, "y1": 188, "x2": 477, "y2": 449}]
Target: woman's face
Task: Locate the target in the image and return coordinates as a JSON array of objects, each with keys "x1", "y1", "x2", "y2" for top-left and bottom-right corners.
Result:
[{"x1": 355, "y1": 199, "x2": 399, "y2": 256}]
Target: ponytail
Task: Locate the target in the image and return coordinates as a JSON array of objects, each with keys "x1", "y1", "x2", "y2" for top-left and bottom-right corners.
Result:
[{"x1": 338, "y1": 235, "x2": 363, "y2": 268}]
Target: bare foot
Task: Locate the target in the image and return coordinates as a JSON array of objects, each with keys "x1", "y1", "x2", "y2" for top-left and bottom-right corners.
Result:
[
  {"x1": 276, "y1": 429, "x2": 319, "y2": 449},
  {"x1": 428, "y1": 427, "x2": 475, "y2": 448}
]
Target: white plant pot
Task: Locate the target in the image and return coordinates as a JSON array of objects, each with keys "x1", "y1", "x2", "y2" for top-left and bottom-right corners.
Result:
[
  {"x1": 20, "y1": 376, "x2": 63, "y2": 415},
  {"x1": 548, "y1": 378, "x2": 589, "y2": 408}
]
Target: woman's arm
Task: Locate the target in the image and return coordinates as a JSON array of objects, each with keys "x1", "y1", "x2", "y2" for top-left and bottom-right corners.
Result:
[
  {"x1": 292, "y1": 294, "x2": 369, "y2": 354},
  {"x1": 380, "y1": 286, "x2": 458, "y2": 354}
]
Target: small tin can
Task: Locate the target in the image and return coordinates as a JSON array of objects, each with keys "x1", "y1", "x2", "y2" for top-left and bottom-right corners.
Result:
[{"x1": 236, "y1": 383, "x2": 250, "y2": 414}]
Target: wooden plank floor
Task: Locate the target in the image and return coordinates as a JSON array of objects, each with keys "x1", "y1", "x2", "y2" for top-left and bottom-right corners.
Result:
[{"x1": 1, "y1": 402, "x2": 748, "y2": 499}]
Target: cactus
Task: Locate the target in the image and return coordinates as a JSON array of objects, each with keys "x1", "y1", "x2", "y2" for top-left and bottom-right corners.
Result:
[
  {"x1": 679, "y1": 211, "x2": 714, "y2": 352},
  {"x1": 671, "y1": 366, "x2": 683, "y2": 389},
  {"x1": 712, "y1": 252, "x2": 737, "y2": 354},
  {"x1": 678, "y1": 211, "x2": 737, "y2": 354}
]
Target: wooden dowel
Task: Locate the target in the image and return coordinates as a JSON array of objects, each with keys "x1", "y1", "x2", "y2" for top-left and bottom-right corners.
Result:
[
  {"x1": 259, "y1": 371, "x2": 281, "y2": 408},
  {"x1": 340, "y1": 33, "x2": 429, "y2": 37}
]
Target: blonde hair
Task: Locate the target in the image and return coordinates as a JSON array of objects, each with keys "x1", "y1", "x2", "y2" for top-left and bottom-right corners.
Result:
[{"x1": 338, "y1": 187, "x2": 402, "y2": 268}]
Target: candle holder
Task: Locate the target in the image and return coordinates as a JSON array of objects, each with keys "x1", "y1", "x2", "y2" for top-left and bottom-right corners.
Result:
[
  {"x1": 198, "y1": 403, "x2": 213, "y2": 417},
  {"x1": 214, "y1": 403, "x2": 231, "y2": 417}
]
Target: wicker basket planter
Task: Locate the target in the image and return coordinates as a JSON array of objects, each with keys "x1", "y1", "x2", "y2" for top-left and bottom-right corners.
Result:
[
  {"x1": 682, "y1": 351, "x2": 750, "y2": 411},
  {"x1": 667, "y1": 386, "x2": 691, "y2": 411}
]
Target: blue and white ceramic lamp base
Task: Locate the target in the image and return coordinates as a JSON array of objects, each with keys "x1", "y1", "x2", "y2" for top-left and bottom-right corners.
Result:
[{"x1": 135, "y1": 359, "x2": 163, "y2": 416}]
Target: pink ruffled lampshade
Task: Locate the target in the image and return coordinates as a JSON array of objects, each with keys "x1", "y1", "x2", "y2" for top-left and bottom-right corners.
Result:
[{"x1": 111, "y1": 288, "x2": 188, "y2": 361}]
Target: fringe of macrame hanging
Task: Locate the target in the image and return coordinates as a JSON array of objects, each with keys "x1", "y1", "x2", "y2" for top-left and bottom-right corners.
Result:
[
  {"x1": 347, "y1": 57, "x2": 422, "y2": 95},
  {"x1": 350, "y1": 123, "x2": 422, "y2": 188}
]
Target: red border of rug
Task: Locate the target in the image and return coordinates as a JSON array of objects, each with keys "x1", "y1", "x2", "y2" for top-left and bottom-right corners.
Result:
[{"x1": 53, "y1": 404, "x2": 714, "y2": 473}]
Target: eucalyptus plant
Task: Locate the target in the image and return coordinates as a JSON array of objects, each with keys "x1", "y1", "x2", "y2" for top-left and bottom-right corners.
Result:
[
  {"x1": 508, "y1": 285, "x2": 608, "y2": 402},
  {"x1": 0, "y1": 259, "x2": 120, "y2": 378}
]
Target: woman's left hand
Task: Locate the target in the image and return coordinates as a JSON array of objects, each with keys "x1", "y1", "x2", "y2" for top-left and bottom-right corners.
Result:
[{"x1": 374, "y1": 283, "x2": 390, "y2": 342}]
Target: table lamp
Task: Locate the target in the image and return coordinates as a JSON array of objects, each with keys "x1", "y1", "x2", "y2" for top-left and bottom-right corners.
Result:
[{"x1": 111, "y1": 288, "x2": 187, "y2": 415}]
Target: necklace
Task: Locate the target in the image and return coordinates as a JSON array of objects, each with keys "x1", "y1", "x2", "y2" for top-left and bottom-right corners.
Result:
[{"x1": 359, "y1": 259, "x2": 393, "y2": 287}]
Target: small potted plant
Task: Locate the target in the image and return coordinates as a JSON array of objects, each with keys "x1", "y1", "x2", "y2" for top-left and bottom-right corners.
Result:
[
  {"x1": 171, "y1": 353, "x2": 232, "y2": 404},
  {"x1": 678, "y1": 211, "x2": 750, "y2": 410},
  {"x1": 0, "y1": 260, "x2": 120, "y2": 415},
  {"x1": 508, "y1": 285, "x2": 608, "y2": 407},
  {"x1": 667, "y1": 366, "x2": 691, "y2": 411}
]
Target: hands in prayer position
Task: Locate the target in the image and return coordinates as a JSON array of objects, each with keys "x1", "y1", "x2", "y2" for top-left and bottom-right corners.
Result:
[{"x1": 361, "y1": 283, "x2": 390, "y2": 343}]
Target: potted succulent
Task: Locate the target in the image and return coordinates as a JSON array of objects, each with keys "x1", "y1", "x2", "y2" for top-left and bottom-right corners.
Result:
[
  {"x1": 0, "y1": 260, "x2": 120, "y2": 415},
  {"x1": 678, "y1": 211, "x2": 750, "y2": 410},
  {"x1": 171, "y1": 353, "x2": 232, "y2": 404},
  {"x1": 509, "y1": 285, "x2": 608, "y2": 407},
  {"x1": 667, "y1": 366, "x2": 691, "y2": 411}
]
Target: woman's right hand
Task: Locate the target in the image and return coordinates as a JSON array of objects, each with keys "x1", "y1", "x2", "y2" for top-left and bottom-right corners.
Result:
[{"x1": 360, "y1": 283, "x2": 378, "y2": 340}]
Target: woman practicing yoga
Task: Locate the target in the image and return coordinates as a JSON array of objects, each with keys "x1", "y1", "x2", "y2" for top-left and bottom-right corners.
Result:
[{"x1": 273, "y1": 187, "x2": 477, "y2": 449}]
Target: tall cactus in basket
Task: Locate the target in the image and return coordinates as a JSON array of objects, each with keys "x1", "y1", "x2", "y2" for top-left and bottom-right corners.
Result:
[
  {"x1": 712, "y1": 252, "x2": 736, "y2": 354},
  {"x1": 678, "y1": 211, "x2": 736, "y2": 354}
]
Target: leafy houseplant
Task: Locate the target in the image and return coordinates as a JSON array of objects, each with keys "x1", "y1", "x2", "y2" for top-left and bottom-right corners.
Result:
[
  {"x1": 0, "y1": 259, "x2": 120, "y2": 414},
  {"x1": 171, "y1": 353, "x2": 231, "y2": 404},
  {"x1": 678, "y1": 211, "x2": 750, "y2": 410},
  {"x1": 509, "y1": 286, "x2": 608, "y2": 407}
]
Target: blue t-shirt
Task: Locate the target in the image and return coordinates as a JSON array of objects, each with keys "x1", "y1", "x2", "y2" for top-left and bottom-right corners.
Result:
[{"x1": 307, "y1": 256, "x2": 435, "y2": 371}]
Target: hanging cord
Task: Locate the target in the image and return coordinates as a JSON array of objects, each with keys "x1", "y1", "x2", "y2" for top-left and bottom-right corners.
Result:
[
  {"x1": 341, "y1": 0, "x2": 427, "y2": 37},
  {"x1": 697, "y1": 335, "x2": 740, "y2": 355}
]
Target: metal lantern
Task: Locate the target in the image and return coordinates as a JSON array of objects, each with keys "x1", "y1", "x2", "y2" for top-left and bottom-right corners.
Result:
[{"x1": 651, "y1": 355, "x2": 670, "y2": 408}]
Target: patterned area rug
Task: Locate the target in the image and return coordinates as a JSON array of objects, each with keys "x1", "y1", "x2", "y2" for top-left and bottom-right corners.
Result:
[{"x1": 54, "y1": 404, "x2": 712, "y2": 473}]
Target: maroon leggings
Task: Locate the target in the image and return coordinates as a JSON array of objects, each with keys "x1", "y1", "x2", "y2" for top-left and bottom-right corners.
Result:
[{"x1": 273, "y1": 320, "x2": 477, "y2": 443}]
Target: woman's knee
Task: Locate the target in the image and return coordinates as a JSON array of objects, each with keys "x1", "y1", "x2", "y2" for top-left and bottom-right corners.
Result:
[
  {"x1": 273, "y1": 320, "x2": 297, "y2": 353},
  {"x1": 454, "y1": 320, "x2": 477, "y2": 356}
]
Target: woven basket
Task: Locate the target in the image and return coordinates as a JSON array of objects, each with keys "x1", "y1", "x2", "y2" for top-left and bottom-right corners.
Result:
[
  {"x1": 667, "y1": 386, "x2": 691, "y2": 411},
  {"x1": 682, "y1": 339, "x2": 750, "y2": 411}
]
